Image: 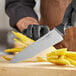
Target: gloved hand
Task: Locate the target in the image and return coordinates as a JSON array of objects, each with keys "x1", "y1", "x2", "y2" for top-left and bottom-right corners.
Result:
[
  {"x1": 62, "y1": 0, "x2": 76, "y2": 27},
  {"x1": 22, "y1": 25, "x2": 50, "y2": 40}
]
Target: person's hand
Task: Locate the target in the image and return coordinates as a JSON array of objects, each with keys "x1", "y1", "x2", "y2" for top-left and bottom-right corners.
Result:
[
  {"x1": 62, "y1": 0, "x2": 76, "y2": 27},
  {"x1": 16, "y1": 17, "x2": 39, "y2": 31},
  {"x1": 22, "y1": 24, "x2": 50, "y2": 40}
]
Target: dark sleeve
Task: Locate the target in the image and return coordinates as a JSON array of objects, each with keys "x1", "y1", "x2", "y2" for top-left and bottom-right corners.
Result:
[{"x1": 5, "y1": 0, "x2": 38, "y2": 29}]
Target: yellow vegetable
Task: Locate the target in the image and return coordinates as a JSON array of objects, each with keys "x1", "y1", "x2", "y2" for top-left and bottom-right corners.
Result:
[
  {"x1": 4, "y1": 48, "x2": 25, "y2": 52},
  {"x1": 66, "y1": 52, "x2": 76, "y2": 61},
  {"x1": 65, "y1": 56, "x2": 76, "y2": 66},
  {"x1": 2, "y1": 56, "x2": 11, "y2": 61},
  {"x1": 47, "y1": 56, "x2": 58, "y2": 60},
  {"x1": 12, "y1": 31, "x2": 35, "y2": 43},
  {"x1": 59, "y1": 56, "x2": 65, "y2": 59},
  {"x1": 47, "y1": 58, "x2": 71, "y2": 65},
  {"x1": 47, "y1": 48, "x2": 67, "y2": 58},
  {"x1": 36, "y1": 57, "x2": 47, "y2": 62}
]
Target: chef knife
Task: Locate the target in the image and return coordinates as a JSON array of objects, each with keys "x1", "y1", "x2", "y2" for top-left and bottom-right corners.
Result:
[{"x1": 10, "y1": 23, "x2": 69, "y2": 63}]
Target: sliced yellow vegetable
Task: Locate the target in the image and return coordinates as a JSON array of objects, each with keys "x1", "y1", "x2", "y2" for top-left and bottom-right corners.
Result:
[
  {"x1": 4, "y1": 48, "x2": 25, "y2": 52},
  {"x1": 36, "y1": 57, "x2": 47, "y2": 62},
  {"x1": 12, "y1": 31, "x2": 27, "y2": 42},
  {"x1": 66, "y1": 52, "x2": 76, "y2": 61},
  {"x1": 12, "y1": 31, "x2": 35, "y2": 43},
  {"x1": 47, "y1": 58, "x2": 71, "y2": 65},
  {"x1": 47, "y1": 56, "x2": 58, "y2": 59},
  {"x1": 65, "y1": 56, "x2": 76, "y2": 66},
  {"x1": 59, "y1": 56, "x2": 65, "y2": 59},
  {"x1": 47, "y1": 48, "x2": 67, "y2": 57},
  {"x1": 2, "y1": 56, "x2": 11, "y2": 61}
]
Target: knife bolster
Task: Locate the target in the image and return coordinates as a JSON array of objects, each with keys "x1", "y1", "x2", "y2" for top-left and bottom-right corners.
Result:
[{"x1": 55, "y1": 24, "x2": 65, "y2": 35}]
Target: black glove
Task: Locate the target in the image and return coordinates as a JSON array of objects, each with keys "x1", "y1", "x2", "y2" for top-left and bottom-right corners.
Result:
[
  {"x1": 22, "y1": 25, "x2": 50, "y2": 40},
  {"x1": 62, "y1": 0, "x2": 76, "y2": 27}
]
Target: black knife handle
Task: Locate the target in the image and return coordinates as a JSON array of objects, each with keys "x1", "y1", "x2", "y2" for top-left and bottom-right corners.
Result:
[{"x1": 55, "y1": 24, "x2": 65, "y2": 35}]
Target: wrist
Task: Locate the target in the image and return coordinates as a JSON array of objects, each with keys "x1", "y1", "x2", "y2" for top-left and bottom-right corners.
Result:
[{"x1": 16, "y1": 17, "x2": 39, "y2": 31}]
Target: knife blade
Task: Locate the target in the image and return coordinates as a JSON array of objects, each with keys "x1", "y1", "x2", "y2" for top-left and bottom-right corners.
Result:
[{"x1": 10, "y1": 24, "x2": 64, "y2": 63}]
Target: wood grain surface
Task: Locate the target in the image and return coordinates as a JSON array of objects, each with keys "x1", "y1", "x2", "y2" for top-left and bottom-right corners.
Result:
[
  {"x1": 40, "y1": 0, "x2": 76, "y2": 51},
  {"x1": 0, "y1": 61, "x2": 76, "y2": 76}
]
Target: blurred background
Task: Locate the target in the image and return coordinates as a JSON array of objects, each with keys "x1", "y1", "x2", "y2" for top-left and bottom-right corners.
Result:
[{"x1": 0, "y1": 0, "x2": 40, "y2": 53}]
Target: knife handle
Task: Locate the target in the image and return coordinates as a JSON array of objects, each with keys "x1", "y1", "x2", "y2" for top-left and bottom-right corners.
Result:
[
  {"x1": 55, "y1": 24, "x2": 65, "y2": 35},
  {"x1": 55, "y1": 22, "x2": 73, "y2": 36}
]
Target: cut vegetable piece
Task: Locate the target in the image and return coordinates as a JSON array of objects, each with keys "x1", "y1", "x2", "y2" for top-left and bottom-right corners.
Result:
[
  {"x1": 36, "y1": 57, "x2": 47, "y2": 62},
  {"x1": 4, "y1": 48, "x2": 25, "y2": 52},
  {"x1": 66, "y1": 52, "x2": 76, "y2": 61},
  {"x1": 2, "y1": 56, "x2": 11, "y2": 61},
  {"x1": 47, "y1": 48, "x2": 67, "y2": 57},
  {"x1": 47, "y1": 56, "x2": 58, "y2": 59},
  {"x1": 47, "y1": 58, "x2": 71, "y2": 65},
  {"x1": 65, "y1": 56, "x2": 76, "y2": 66},
  {"x1": 12, "y1": 31, "x2": 35, "y2": 43}
]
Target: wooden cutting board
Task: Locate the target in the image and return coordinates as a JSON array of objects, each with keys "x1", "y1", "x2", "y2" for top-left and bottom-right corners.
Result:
[
  {"x1": 0, "y1": 46, "x2": 76, "y2": 76},
  {"x1": 0, "y1": 61, "x2": 76, "y2": 76}
]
